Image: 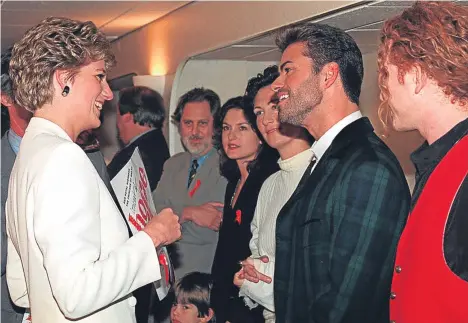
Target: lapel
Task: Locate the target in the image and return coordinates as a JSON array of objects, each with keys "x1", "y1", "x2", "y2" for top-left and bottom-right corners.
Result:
[
  {"x1": 187, "y1": 151, "x2": 219, "y2": 199},
  {"x1": 175, "y1": 153, "x2": 192, "y2": 194},
  {"x1": 278, "y1": 118, "x2": 375, "y2": 216}
]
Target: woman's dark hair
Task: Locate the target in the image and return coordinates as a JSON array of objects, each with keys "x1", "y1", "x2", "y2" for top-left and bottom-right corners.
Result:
[
  {"x1": 245, "y1": 65, "x2": 315, "y2": 145},
  {"x1": 213, "y1": 96, "x2": 278, "y2": 181},
  {"x1": 245, "y1": 65, "x2": 279, "y2": 102}
]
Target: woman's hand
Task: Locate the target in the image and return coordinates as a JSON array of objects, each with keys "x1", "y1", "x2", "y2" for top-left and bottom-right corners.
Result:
[
  {"x1": 239, "y1": 256, "x2": 272, "y2": 284},
  {"x1": 233, "y1": 268, "x2": 245, "y2": 287}
]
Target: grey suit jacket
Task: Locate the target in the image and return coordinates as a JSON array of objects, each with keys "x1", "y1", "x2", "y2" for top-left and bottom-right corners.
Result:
[
  {"x1": 153, "y1": 151, "x2": 227, "y2": 279},
  {"x1": 1, "y1": 135, "x2": 23, "y2": 323},
  {"x1": 1, "y1": 134, "x2": 112, "y2": 323}
]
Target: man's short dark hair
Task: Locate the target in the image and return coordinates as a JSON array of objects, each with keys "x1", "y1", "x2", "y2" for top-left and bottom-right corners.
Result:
[
  {"x1": 276, "y1": 22, "x2": 363, "y2": 105},
  {"x1": 1, "y1": 47, "x2": 13, "y2": 99},
  {"x1": 118, "y1": 86, "x2": 165, "y2": 129},
  {"x1": 171, "y1": 88, "x2": 220, "y2": 125}
]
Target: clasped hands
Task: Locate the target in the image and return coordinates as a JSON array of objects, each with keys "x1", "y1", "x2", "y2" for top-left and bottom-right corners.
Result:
[
  {"x1": 182, "y1": 202, "x2": 224, "y2": 231},
  {"x1": 233, "y1": 256, "x2": 272, "y2": 287}
]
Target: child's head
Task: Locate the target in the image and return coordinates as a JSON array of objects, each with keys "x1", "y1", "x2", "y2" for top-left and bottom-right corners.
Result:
[{"x1": 170, "y1": 272, "x2": 215, "y2": 323}]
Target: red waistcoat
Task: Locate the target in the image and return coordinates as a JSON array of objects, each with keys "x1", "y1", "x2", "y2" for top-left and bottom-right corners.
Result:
[{"x1": 390, "y1": 135, "x2": 468, "y2": 323}]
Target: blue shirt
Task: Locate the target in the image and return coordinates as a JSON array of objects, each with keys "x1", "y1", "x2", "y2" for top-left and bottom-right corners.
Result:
[
  {"x1": 7, "y1": 129, "x2": 21, "y2": 155},
  {"x1": 188, "y1": 148, "x2": 214, "y2": 185}
]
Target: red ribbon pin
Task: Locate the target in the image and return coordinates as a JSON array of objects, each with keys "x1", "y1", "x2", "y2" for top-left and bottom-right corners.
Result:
[
  {"x1": 189, "y1": 179, "x2": 201, "y2": 198},
  {"x1": 235, "y1": 210, "x2": 242, "y2": 225}
]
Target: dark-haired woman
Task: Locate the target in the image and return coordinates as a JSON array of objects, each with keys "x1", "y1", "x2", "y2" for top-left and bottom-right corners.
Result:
[
  {"x1": 210, "y1": 96, "x2": 279, "y2": 323},
  {"x1": 234, "y1": 66, "x2": 313, "y2": 323}
]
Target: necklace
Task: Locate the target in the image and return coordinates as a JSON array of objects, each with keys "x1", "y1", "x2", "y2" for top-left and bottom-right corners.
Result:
[{"x1": 230, "y1": 179, "x2": 241, "y2": 208}]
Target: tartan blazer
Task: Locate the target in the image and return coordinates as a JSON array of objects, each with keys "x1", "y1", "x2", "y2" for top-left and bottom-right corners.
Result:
[{"x1": 274, "y1": 118, "x2": 410, "y2": 323}]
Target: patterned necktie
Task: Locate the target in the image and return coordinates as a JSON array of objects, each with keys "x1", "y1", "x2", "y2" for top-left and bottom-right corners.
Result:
[{"x1": 188, "y1": 159, "x2": 199, "y2": 188}]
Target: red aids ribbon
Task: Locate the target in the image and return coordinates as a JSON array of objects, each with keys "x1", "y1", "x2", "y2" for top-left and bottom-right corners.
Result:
[
  {"x1": 235, "y1": 210, "x2": 242, "y2": 225},
  {"x1": 158, "y1": 252, "x2": 170, "y2": 284},
  {"x1": 189, "y1": 179, "x2": 201, "y2": 198}
]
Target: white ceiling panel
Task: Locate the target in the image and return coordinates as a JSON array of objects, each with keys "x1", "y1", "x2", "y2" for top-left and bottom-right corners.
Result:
[
  {"x1": 347, "y1": 30, "x2": 381, "y2": 46},
  {"x1": 237, "y1": 33, "x2": 278, "y2": 47},
  {"x1": 1, "y1": 0, "x2": 191, "y2": 49},
  {"x1": 100, "y1": 2, "x2": 188, "y2": 36},
  {"x1": 100, "y1": 12, "x2": 168, "y2": 36},
  {"x1": 192, "y1": 0, "x2": 417, "y2": 62},
  {"x1": 370, "y1": 1, "x2": 414, "y2": 7},
  {"x1": 353, "y1": 21, "x2": 385, "y2": 30},
  {"x1": 314, "y1": 6, "x2": 410, "y2": 31},
  {"x1": 1, "y1": 1, "x2": 135, "y2": 11},
  {"x1": 131, "y1": 1, "x2": 189, "y2": 13}
]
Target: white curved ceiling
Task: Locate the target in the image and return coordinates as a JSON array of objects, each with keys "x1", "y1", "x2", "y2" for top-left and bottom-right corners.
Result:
[
  {"x1": 0, "y1": 1, "x2": 191, "y2": 49},
  {"x1": 193, "y1": 0, "x2": 467, "y2": 61}
]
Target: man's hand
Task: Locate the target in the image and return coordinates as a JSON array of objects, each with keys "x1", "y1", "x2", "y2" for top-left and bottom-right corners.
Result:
[
  {"x1": 143, "y1": 208, "x2": 181, "y2": 247},
  {"x1": 240, "y1": 256, "x2": 272, "y2": 284},
  {"x1": 182, "y1": 202, "x2": 224, "y2": 231}
]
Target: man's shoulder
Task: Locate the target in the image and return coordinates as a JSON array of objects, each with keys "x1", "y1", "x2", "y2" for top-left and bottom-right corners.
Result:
[
  {"x1": 136, "y1": 130, "x2": 170, "y2": 159},
  {"x1": 332, "y1": 129, "x2": 400, "y2": 170},
  {"x1": 107, "y1": 145, "x2": 134, "y2": 169},
  {"x1": 168, "y1": 151, "x2": 191, "y2": 162},
  {"x1": 162, "y1": 151, "x2": 191, "y2": 170},
  {"x1": 1, "y1": 135, "x2": 15, "y2": 173}
]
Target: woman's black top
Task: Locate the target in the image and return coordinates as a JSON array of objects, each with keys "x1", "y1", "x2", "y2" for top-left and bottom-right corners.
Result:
[{"x1": 211, "y1": 162, "x2": 279, "y2": 323}]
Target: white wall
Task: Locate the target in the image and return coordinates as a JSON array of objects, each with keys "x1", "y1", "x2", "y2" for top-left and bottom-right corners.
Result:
[
  {"x1": 360, "y1": 51, "x2": 424, "y2": 191},
  {"x1": 169, "y1": 59, "x2": 276, "y2": 155}
]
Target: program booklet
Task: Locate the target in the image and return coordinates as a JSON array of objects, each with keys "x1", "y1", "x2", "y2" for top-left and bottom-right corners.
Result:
[{"x1": 110, "y1": 147, "x2": 175, "y2": 300}]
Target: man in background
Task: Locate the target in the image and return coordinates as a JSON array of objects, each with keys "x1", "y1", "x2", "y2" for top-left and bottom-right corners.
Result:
[
  {"x1": 107, "y1": 86, "x2": 170, "y2": 192},
  {"x1": 153, "y1": 87, "x2": 227, "y2": 279}
]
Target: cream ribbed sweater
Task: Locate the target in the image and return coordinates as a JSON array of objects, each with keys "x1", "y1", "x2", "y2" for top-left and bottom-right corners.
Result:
[{"x1": 239, "y1": 148, "x2": 314, "y2": 322}]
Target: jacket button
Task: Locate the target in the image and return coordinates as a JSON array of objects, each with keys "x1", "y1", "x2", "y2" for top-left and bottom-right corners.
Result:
[
  {"x1": 395, "y1": 265, "x2": 402, "y2": 273},
  {"x1": 390, "y1": 292, "x2": 397, "y2": 300}
]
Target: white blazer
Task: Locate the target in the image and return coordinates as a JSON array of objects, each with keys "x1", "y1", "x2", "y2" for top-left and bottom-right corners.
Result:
[{"x1": 6, "y1": 117, "x2": 161, "y2": 323}]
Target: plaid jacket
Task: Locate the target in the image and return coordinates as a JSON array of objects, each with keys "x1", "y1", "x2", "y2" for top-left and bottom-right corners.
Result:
[{"x1": 274, "y1": 118, "x2": 410, "y2": 323}]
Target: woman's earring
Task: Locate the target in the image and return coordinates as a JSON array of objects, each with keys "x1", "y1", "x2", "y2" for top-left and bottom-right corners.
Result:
[{"x1": 61, "y1": 86, "x2": 70, "y2": 97}]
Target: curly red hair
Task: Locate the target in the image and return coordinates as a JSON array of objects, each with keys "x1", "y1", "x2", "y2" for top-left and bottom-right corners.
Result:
[{"x1": 377, "y1": 1, "x2": 468, "y2": 128}]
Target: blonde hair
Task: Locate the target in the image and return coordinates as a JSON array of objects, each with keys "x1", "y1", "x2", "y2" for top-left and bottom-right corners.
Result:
[{"x1": 10, "y1": 17, "x2": 116, "y2": 112}]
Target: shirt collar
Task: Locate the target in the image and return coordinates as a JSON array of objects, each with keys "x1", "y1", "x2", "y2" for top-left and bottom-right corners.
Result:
[
  {"x1": 7, "y1": 128, "x2": 22, "y2": 155},
  {"x1": 411, "y1": 117, "x2": 468, "y2": 178},
  {"x1": 311, "y1": 110, "x2": 363, "y2": 160},
  {"x1": 191, "y1": 148, "x2": 214, "y2": 168}
]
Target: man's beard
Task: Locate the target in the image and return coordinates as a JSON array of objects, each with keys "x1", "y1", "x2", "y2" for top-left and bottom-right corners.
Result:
[
  {"x1": 182, "y1": 135, "x2": 210, "y2": 156},
  {"x1": 278, "y1": 77, "x2": 323, "y2": 126}
]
